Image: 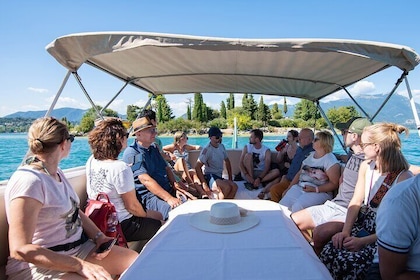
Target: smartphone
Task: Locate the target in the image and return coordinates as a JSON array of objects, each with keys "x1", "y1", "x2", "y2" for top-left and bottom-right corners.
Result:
[
  {"x1": 95, "y1": 238, "x2": 117, "y2": 253},
  {"x1": 356, "y1": 229, "x2": 370, "y2": 238}
]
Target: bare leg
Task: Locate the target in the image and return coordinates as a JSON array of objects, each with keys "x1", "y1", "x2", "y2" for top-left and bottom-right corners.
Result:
[
  {"x1": 290, "y1": 209, "x2": 316, "y2": 242},
  {"x1": 84, "y1": 244, "x2": 138, "y2": 277},
  {"x1": 214, "y1": 179, "x2": 237, "y2": 199},
  {"x1": 261, "y1": 168, "x2": 280, "y2": 184},
  {"x1": 242, "y1": 153, "x2": 255, "y2": 184},
  {"x1": 312, "y1": 221, "x2": 344, "y2": 255}
]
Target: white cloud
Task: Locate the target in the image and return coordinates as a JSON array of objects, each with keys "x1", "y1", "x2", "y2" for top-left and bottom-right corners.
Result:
[
  {"x1": 322, "y1": 80, "x2": 376, "y2": 102},
  {"x1": 397, "y1": 88, "x2": 420, "y2": 100},
  {"x1": 28, "y1": 87, "x2": 49, "y2": 93},
  {"x1": 45, "y1": 95, "x2": 90, "y2": 110},
  {"x1": 351, "y1": 80, "x2": 375, "y2": 95}
]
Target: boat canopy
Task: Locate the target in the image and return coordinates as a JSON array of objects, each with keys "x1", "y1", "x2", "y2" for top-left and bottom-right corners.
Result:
[{"x1": 46, "y1": 32, "x2": 419, "y2": 102}]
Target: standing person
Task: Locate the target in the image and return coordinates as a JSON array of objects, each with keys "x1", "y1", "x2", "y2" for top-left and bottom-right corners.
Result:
[
  {"x1": 239, "y1": 129, "x2": 280, "y2": 190},
  {"x1": 270, "y1": 128, "x2": 315, "y2": 202},
  {"x1": 376, "y1": 175, "x2": 420, "y2": 279},
  {"x1": 5, "y1": 117, "x2": 137, "y2": 280},
  {"x1": 280, "y1": 131, "x2": 341, "y2": 213},
  {"x1": 195, "y1": 126, "x2": 238, "y2": 199},
  {"x1": 162, "y1": 131, "x2": 208, "y2": 198},
  {"x1": 122, "y1": 116, "x2": 182, "y2": 220},
  {"x1": 291, "y1": 118, "x2": 371, "y2": 251},
  {"x1": 320, "y1": 123, "x2": 413, "y2": 280},
  {"x1": 86, "y1": 118, "x2": 162, "y2": 243},
  {"x1": 259, "y1": 129, "x2": 299, "y2": 199}
]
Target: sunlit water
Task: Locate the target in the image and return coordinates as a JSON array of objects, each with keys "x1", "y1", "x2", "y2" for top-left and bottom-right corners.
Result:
[{"x1": 1, "y1": 131, "x2": 419, "y2": 181}]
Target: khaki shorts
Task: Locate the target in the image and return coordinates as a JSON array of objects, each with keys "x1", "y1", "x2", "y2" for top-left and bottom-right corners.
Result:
[
  {"x1": 307, "y1": 200, "x2": 347, "y2": 227},
  {"x1": 7, "y1": 240, "x2": 96, "y2": 280}
]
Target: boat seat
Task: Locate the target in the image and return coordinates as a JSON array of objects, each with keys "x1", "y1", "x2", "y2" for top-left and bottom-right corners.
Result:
[{"x1": 0, "y1": 185, "x2": 9, "y2": 280}]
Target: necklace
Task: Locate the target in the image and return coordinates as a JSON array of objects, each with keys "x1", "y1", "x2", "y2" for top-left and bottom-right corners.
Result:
[{"x1": 25, "y1": 156, "x2": 51, "y2": 175}]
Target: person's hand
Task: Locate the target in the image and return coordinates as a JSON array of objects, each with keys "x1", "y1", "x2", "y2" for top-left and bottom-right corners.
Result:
[
  {"x1": 202, "y1": 182, "x2": 213, "y2": 197},
  {"x1": 332, "y1": 231, "x2": 350, "y2": 249},
  {"x1": 343, "y1": 236, "x2": 366, "y2": 252},
  {"x1": 302, "y1": 185, "x2": 316, "y2": 192},
  {"x1": 77, "y1": 259, "x2": 113, "y2": 280},
  {"x1": 166, "y1": 196, "x2": 182, "y2": 209},
  {"x1": 91, "y1": 235, "x2": 114, "y2": 260},
  {"x1": 253, "y1": 177, "x2": 261, "y2": 188}
]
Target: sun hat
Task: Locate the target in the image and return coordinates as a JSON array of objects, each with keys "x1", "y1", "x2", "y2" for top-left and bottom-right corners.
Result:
[
  {"x1": 131, "y1": 116, "x2": 155, "y2": 136},
  {"x1": 189, "y1": 202, "x2": 259, "y2": 233},
  {"x1": 208, "y1": 126, "x2": 222, "y2": 138},
  {"x1": 336, "y1": 117, "x2": 372, "y2": 135}
]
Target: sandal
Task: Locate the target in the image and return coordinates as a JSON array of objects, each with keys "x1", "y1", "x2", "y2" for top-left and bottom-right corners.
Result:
[{"x1": 258, "y1": 191, "x2": 266, "y2": 199}]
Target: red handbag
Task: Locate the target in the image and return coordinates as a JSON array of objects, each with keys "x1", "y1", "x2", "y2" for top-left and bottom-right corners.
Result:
[{"x1": 85, "y1": 192, "x2": 128, "y2": 247}]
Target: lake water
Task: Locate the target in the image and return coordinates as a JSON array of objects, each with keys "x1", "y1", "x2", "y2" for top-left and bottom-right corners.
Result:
[{"x1": 1, "y1": 132, "x2": 419, "y2": 181}]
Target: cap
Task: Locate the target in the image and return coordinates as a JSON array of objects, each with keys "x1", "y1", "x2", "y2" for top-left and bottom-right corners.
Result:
[
  {"x1": 336, "y1": 117, "x2": 372, "y2": 135},
  {"x1": 131, "y1": 116, "x2": 155, "y2": 136},
  {"x1": 208, "y1": 126, "x2": 222, "y2": 138}
]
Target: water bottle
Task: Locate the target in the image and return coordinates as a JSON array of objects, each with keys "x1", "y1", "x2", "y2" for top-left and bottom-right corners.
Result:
[
  {"x1": 106, "y1": 212, "x2": 118, "y2": 236},
  {"x1": 275, "y1": 139, "x2": 288, "y2": 151}
]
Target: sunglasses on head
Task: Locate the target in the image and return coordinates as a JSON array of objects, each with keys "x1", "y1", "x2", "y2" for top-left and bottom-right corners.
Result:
[{"x1": 67, "y1": 134, "x2": 75, "y2": 143}]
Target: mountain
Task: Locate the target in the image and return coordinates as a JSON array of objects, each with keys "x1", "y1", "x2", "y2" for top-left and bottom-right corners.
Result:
[
  {"x1": 321, "y1": 93, "x2": 419, "y2": 127},
  {"x1": 4, "y1": 94, "x2": 419, "y2": 127},
  {"x1": 4, "y1": 107, "x2": 88, "y2": 123},
  {"x1": 281, "y1": 93, "x2": 419, "y2": 128}
]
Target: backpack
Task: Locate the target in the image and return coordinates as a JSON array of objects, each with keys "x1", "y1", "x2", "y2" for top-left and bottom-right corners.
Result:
[{"x1": 85, "y1": 192, "x2": 128, "y2": 247}]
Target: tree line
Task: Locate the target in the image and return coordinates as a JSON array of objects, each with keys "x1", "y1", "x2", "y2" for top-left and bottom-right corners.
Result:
[
  {"x1": 75, "y1": 93, "x2": 360, "y2": 134},
  {"x1": 0, "y1": 94, "x2": 360, "y2": 134}
]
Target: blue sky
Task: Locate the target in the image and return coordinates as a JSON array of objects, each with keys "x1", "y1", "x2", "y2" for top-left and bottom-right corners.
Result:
[{"x1": 1, "y1": 0, "x2": 419, "y2": 118}]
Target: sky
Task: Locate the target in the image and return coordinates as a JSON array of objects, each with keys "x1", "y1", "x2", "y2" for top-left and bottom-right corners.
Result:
[{"x1": 1, "y1": 0, "x2": 419, "y2": 118}]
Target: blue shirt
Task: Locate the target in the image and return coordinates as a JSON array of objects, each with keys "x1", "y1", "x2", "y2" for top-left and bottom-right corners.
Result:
[
  {"x1": 285, "y1": 143, "x2": 314, "y2": 181},
  {"x1": 122, "y1": 141, "x2": 172, "y2": 194}
]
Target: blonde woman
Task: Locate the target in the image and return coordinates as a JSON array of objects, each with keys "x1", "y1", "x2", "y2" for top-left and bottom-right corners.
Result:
[
  {"x1": 163, "y1": 131, "x2": 208, "y2": 198},
  {"x1": 5, "y1": 117, "x2": 137, "y2": 280},
  {"x1": 280, "y1": 130, "x2": 341, "y2": 212},
  {"x1": 320, "y1": 123, "x2": 413, "y2": 279}
]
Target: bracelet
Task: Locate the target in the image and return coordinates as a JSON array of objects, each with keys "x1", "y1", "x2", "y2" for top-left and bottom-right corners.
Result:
[
  {"x1": 315, "y1": 187, "x2": 320, "y2": 193},
  {"x1": 93, "y1": 231, "x2": 104, "y2": 243}
]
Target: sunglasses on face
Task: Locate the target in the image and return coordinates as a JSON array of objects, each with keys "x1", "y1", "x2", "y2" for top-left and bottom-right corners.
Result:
[{"x1": 360, "y1": 142, "x2": 375, "y2": 149}]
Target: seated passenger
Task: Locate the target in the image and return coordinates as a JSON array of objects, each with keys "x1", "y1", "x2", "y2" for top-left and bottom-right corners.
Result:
[
  {"x1": 122, "y1": 116, "x2": 182, "y2": 220},
  {"x1": 139, "y1": 109, "x2": 171, "y2": 162},
  {"x1": 319, "y1": 123, "x2": 413, "y2": 280},
  {"x1": 5, "y1": 117, "x2": 137, "y2": 279},
  {"x1": 86, "y1": 118, "x2": 163, "y2": 242},
  {"x1": 195, "y1": 126, "x2": 238, "y2": 199},
  {"x1": 259, "y1": 129, "x2": 299, "y2": 199},
  {"x1": 280, "y1": 130, "x2": 340, "y2": 213},
  {"x1": 270, "y1": 128, "x2": 315, "y2": 202},
  {"x1": 163, "y1": 131, "x2": 208, "y2": 198},
  {"x1": 239, "y1": 129, "x2": 281, "y2": 191},
  {"x1": 291, "y1": 118, "x2": 371, "y2": 251},
  {"x1": 377, "y1": 175, "x2": 420, "y2": 279}
]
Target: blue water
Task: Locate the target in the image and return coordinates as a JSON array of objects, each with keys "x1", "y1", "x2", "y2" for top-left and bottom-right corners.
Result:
[{"x1": 1, "y1": 132, "x2": 419, "y2": 181}]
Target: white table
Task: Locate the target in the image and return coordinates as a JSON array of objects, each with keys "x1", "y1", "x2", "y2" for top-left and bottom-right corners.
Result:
[{"x1": 121, "y1": 199, "x2": 332, "y2": 280}]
